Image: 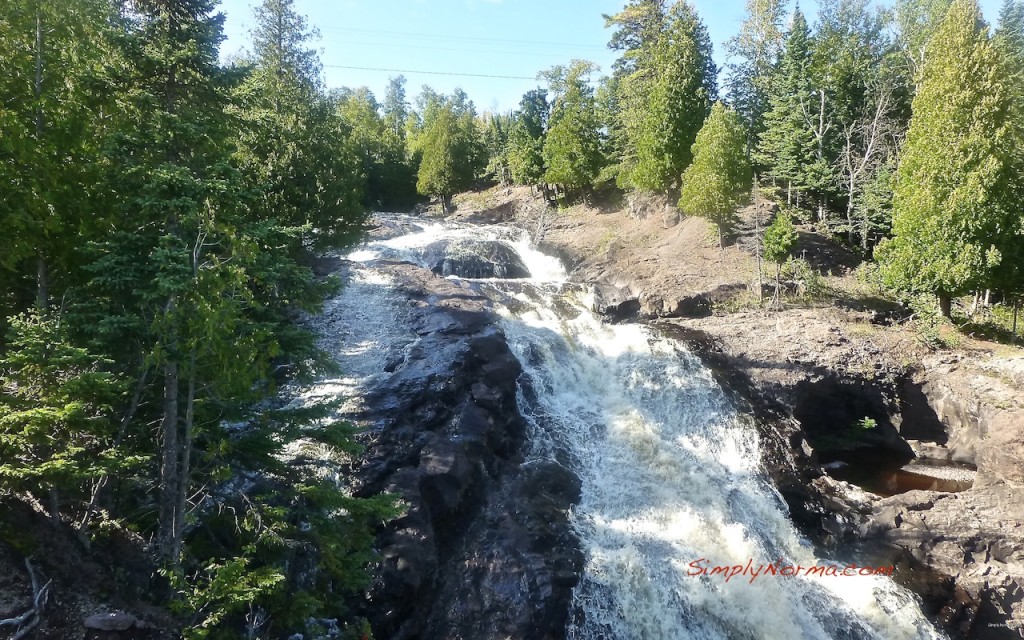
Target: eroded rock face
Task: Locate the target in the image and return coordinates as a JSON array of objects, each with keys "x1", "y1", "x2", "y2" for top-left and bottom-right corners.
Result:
[
  {"x1": 859, "y1": 356, "x2": 1024, "y2": 639},
  {"x1": 863, "y1": 487, "x2": 1024, "y2": 639},
  {"x1": 342, "y1": 261, "x2": 581, "y2": 640},
  {"x1": 423, "y1": 239, "x2": 532, "y2": 280}
]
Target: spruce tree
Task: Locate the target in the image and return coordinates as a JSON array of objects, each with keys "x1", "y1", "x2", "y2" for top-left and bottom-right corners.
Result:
[
  {"x1": 757, "y1": 8, "x2": 818, "y2": 205},
  {"x1": 678, "y1": 103, "x2": 752, "y2": 248},
  {"x1": 764, "y1": 211, "x2": 799, "y2": 299},
  {"x1": 876, "y1": 0, "x2": 1021, "y2": 317}
]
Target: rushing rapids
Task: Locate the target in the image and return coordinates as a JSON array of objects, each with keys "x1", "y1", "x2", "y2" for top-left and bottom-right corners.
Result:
[{"x1": 308, "y1": 215, "x2": 946, "y2": 640}]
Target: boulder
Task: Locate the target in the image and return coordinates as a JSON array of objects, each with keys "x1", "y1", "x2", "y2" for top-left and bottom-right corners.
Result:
[
  {"x1": 423, "y1": 239, "x2": 531, "y2": 279},
  {"x1": 84, "y1": 611, "x2": 137, "y2": 632}
]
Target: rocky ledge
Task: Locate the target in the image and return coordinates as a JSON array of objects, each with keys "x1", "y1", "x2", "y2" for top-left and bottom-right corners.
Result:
[
  {"x1": 449, "y1": 185, "x2": 1024, "y2": 639},
  {"x1": 325, "y1": 259, "x2": 581, "y2": 640}
]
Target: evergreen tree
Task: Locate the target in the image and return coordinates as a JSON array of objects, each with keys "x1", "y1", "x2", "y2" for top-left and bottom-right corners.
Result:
[
  {"x1": 414, "y1": 92, "x2": 484, "y2": 211},
  {"x1": 725, "y1": 0, "x2": 787, "y2": 153},
  {"x1": 756, "y1": 8, "x2": 818, "y2": 205},
  {"x1": 233, "y1": 0, "x2": 365, "y2": 249},
  {"x1": 621, "y1": 1, "x2": 717, "y2": 191},
  {"x1": 506, "y1": 89, "x2": 549, "y2": 186},
  {"x1": 542, "y1": 60, "x2": 603, "y2": 198},
  {"x1": 678, "y1": 103, "x2": 752, "y2": 248},
  {"x1": 876, "y1": 0, "x2": 1021, "y2": 317},
  {"x1": 336, "y1": 86, "x2": 416, "y2": 209},
  {"x1": 763, "y1": 211, "x2": 799, "y2": 298}
]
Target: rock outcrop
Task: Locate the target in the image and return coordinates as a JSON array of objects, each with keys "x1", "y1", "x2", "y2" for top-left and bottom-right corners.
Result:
[
  {"x1": 860, "y1": 356, "x2": 1024, "y2": 639},
  {"x1": 424, "y1": 239, "x2": 531, "y2": 280},
  {"x1": 337, "y1": 260, "x2": 580, "y2": 640}
]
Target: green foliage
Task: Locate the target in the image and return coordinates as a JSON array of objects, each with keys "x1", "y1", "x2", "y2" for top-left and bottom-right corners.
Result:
[
  {"x1": 232, "y1": 0, "x2": 366, "y2": 250},
  {"x1": 677, "y1": 103, "x2": 752, "y2": 247},
  {"x1": 542, "y1": 60, "x2": 603, "y2": 194},
  {"x1": 876, "y1": 0, "x2": 1022, "y2": 306},
  {"x1": 0, "y1": 0, "x2": 397, "y2": 636},
  {"x1": 764, "y1": 211, "x2": 799, "y2": 265},
  {"x1": 614, "y1": 1, "x2": 718, "y2": 191},
  {"x1": 725, "y1": 0, "x2": 787, "y2": 150},
  {"x1": 506, "y1": 89, "x2": 548, "y2": 186},
  {"x1": 856, "y1": 417, "x2": 878, "y2": 431},
  {"x1": 413, "y1": 90, "x2": 485, "y2": 209},
  {"x1": 0, "y1": 313, "x2": 130, "y2": 505},
  {"x1": 908, "y1": 292, "x2": 955, "y2": 348},
  {"x1": 336, "y1": 86, "x2": 418, "y2": 211},
  {"x1": 781, "y1": 257, "x2": 830, "y2": 299},
  {"x1": 756, "y1": 10, "x2": 818, "y2": 199}
]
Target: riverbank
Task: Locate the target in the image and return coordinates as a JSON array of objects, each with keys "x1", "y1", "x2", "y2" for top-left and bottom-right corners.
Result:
[{"x1": 439, "y1": 185, "x2": 1024, "y2": 639}]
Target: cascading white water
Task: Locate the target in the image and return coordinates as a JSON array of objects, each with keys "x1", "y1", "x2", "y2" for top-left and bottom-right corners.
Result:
[{"x1": 327, "y1": 216, "x2": 946, "y2": 640}]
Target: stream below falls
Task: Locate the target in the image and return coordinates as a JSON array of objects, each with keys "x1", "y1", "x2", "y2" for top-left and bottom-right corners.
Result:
[{"x1": 307, "y1": 215, "x2": 946, "y2": 640}]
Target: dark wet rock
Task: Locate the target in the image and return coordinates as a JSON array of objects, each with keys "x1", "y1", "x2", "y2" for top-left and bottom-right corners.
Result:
[
  {"x1": 591, "y1": 283, "x2": 641, "y2": 322},
  {"x1": 424, "y1": 239, "x2": 531, "y2": 279},
  {"x1": 335, "y1": 260, "x2": 581, "y2": 640}
]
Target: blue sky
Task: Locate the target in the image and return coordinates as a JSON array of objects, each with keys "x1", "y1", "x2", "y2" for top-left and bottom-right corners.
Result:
[{"x1": 216, "y1": 0, "x2": 1005, "y2": 113}]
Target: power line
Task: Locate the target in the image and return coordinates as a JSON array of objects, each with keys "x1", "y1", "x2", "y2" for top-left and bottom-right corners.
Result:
[
  {"x1": 322, "y1": 64, "x2": 538, "y2": 80},
  {"x1": 316, "y1": 25, "x2": 608, "y2": 51},
  {"x1": 322, "y1": 38, "x2": 596, "y2": 59}
]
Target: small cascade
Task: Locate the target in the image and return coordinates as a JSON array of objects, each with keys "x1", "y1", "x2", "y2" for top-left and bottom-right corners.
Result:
[{"x1": 313, "y1": 214, "x2": 946, "y2": 640}]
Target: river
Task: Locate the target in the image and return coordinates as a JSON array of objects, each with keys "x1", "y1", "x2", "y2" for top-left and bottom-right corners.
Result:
[{"x1": 311, "y1": 215, "x2": 945, "y2": 640}]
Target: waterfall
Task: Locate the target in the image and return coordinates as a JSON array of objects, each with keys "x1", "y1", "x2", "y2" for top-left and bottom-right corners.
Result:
[{"x1": 324, "y1": 215, "x2": 946, "y2": 640}]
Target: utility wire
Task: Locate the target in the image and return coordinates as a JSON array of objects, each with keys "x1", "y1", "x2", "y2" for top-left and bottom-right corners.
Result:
[
  {"x1": 321, "y1": 38, "x2": 594, "y2": 59},
  {"x1": 322, "y1": 64, "x2": 537, "y2": 80},
  {"x1": 316, "y1": 25, "x2": 608, "y2": 51}
]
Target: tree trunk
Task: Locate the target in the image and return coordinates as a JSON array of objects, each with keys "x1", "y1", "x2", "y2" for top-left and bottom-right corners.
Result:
[
  {"x1": 775, "y1": 263, "x2": 782, "y2": 305},
  {"x1": 754, "y1": 179, "x2": 764, "y2": 304},
  {"x1": 36, "y1": 255, "x2": 48, "y2": 313},
  {"x1": 1013, "y1": 299, "x2": 1019, "y2": 344},
  {"x1": 47, "y1": 486, "x2": 60, "y2": 527},
  {"x1": 938, "y1": 292, "x2": 952, "y2": 319},
  {"x1": 158, "y1": 299, "x2": 180, "y2": 563},
  {"x1": 172, "y1": 351, "x2": 196, "y2": 562},
  {"x1": 718, "y1": 224, "x2": 724, "y2": 250},
  {"x1": 35, "y1": 8, "x2": 48, "y2": 315}
]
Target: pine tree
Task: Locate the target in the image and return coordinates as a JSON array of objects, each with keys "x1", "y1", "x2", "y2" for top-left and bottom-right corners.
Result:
[
  {"x1": 678, "y1": 103, "x2": 752, "y2": 248},
  {"x1": 233, "y1": 0, "x2": 365, "y2": 249},
  {"x1": 93, "y1": 0, "x2": 257, "y2": 564},
  {"x1": 763, "y1": 211, "x2": 799, "y2": 299},
  {"x1": 876, "y1": 0, "x2": 1021, "y2": 317}
]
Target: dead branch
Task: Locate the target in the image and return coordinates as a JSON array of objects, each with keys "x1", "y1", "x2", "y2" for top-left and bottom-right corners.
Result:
[{"x1": 0, "y1": 558, "x2": 52, "y2": 640}]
